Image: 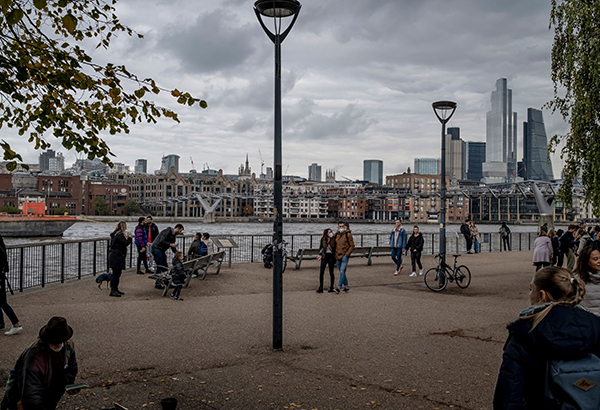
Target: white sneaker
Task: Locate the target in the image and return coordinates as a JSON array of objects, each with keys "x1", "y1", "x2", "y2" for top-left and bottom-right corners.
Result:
[
  {"x1": 393, "y1": 270, "x2": 399, "y2": 276},
  {"x1": 409, "y1": 272, "x2": 417, "y2": 277},
  {"x1": 5, "y1": 326, "x2": 22, "y2": 336},
  {"x1": 419, "y1": 270, "x2": 423, "y2": 276}
]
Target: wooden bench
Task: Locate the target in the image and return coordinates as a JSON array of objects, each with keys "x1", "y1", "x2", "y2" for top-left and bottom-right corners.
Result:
[
  {"x1": 187, "y1": 250, "x2": 227, "y2": 282},
  {"x1": 290, "y1": 246, "x2": 393, "y2": 269},
  {"x1": 149, "y1": 258, "x2": 200, "y2": 297}
]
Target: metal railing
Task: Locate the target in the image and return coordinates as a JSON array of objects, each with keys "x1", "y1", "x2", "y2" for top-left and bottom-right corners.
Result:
[{"x1": 4, "y1": 232, "x2": 534, "y2": 292}]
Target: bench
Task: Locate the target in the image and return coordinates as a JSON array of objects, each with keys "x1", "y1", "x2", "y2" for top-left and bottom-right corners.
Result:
[
  {"x1": 189, "y1": 250, "x2": 226, "y2": 283},
  {"x1": 149, "y1": 258, "x2": 200, "y2": 297},
  {"x1": 290, "y1": 246, "x2": 393, "y2": 269}
]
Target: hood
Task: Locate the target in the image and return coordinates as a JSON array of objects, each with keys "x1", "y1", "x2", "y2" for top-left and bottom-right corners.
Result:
[{"x1": 508, "y1": 304, "x2": 600, "y2": 360}]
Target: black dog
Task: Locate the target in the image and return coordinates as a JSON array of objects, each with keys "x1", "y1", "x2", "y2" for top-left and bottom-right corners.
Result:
[{"x1": 96, "y1": 273, "x2": 112, "y2": 289}]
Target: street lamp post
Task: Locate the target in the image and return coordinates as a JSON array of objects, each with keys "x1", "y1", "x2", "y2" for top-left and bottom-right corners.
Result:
[
  {"x1": 254, "y1": 0, "x2": 301, "y2": 350},
  {"x1": 432, "y1": 101, "x2": 457, "y2": 273}
]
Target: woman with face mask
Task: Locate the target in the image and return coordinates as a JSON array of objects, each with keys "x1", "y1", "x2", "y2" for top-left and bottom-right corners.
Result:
[{"x1": 316, "y1": 228, "x2": 336, "y2": 293}]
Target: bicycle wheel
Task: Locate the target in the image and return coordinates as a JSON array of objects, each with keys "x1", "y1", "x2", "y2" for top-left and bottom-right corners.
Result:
[
  {"x1": 424, "y1": 266, "x2": 448, "y2": 292},
  {"x1": 455, "y1": 265, "x2": 471, "y2": 289}
]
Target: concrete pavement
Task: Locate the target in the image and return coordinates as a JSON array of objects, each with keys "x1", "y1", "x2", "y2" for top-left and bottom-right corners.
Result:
[{"x1": 0, "y1": 250, "x2": 536, "y2": 409}]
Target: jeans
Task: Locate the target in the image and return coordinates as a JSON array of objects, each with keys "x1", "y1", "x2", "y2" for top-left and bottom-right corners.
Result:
[
  {"x1": 336, "y1": 256, "x2": 349, "y2": 288},
  {"x1": 391, "y1": 248, "x2": 403, "y2": 271},
  {"x1": 136, "y1": 245, "x2": 149, "y2": 272},
  {"x1": 473, "y1": 239, "x2": 480, "y2": 253},
  {"x1": 0, "y1": 302, "x2": 19, "y2": 327},
  {"x1": 152, "y1": 248, "x2": 168, "y2": 273},
  {"x1": 411, "y1": 250, "x2": 422, "y2": 272},
  {"x1": 502, "y1": 236, "x2": 511, "y2": 251},
  {"x1": 465, "y1": 235, "x2": 473, "y2": 251},
  {"x1": 319, "y1": 253, "x2": 336, "y2": 290}
]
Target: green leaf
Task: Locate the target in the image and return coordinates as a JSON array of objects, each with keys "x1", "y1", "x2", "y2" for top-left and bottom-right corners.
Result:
[
  {"x1": 62, "y1": 13, "x2": 77, "y2": 34},
  {"x1": 199, "y1": 100, "x2": 208, "y2": 109},
  {"x1": 33, "y1": 0, "x2": 47, "y2": 10},
  {"x1": 6, "y1": 9, "x2": 23, "y2": 25}
]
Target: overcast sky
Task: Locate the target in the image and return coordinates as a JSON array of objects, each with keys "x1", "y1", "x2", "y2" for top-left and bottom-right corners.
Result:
[{"x1": 16, "y1": 0, "x2": 567, "y2": 180}]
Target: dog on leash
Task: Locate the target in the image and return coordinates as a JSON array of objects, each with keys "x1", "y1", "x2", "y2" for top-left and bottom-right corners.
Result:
[{"x1": 96, "y1": 273, "x2": 112, "y2": 289}]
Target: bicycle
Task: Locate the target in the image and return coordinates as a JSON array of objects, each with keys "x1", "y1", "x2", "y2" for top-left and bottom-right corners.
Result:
[{"x1": 424, "y1": 253, "x2": 471, "y2": 292}]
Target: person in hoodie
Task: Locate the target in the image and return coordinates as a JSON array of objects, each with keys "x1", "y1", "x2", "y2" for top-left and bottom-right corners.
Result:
[
  {"x1": 493, "y1": 266, "x2": 600, "y2": 409},
  {"x1": 169, "y1": 251, "x2": 186, "y2": 301},
  {"x1": 108, "y1": 221, "x2": 133, "y2": 298},
  {"x1": 574, "y1": 245, "x2": 600, "y2": 316},
  {"x1": 134, "y1": 217, "x2": 150, "y2": 275},
  {"x1": 389, "y1": 219, "x2": 407, "y2": 276}
]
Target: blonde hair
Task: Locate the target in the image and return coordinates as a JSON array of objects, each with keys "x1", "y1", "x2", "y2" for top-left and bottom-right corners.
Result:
[
  {"x1": 524, "y1": 266, "x2": 586, "y2": 329},
  {"x1": 116, "y1": 221, "x2": 127, "y2": 236}
]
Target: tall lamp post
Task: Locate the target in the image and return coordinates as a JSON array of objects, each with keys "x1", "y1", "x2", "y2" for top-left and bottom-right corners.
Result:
[
  {"x1": 432, "y1": 101, "x2": 457, "y2": 273},
  {"x1": 254, "y1": 0, "x2": 301, "y2": 350}
]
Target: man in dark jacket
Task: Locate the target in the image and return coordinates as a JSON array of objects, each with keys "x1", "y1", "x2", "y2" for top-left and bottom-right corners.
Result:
[
  {"x1": 560, "y1": 224, "x2": 576, "y2": 271},
  {"x1": 406, "y1": 226, "x2": 424, "y2": 277},
  {"x1": 151, "y1": 224, "x2": 184, "y2": 289},
  {"x1": 460, "y1": 219, "x2": 473, "y2": 253},
  {"x1": 2, "y1": 317, "x2": 79, "y2": 410},
  {"x1": 134, "y1": 217, "x2": 150, "y2": 275}
]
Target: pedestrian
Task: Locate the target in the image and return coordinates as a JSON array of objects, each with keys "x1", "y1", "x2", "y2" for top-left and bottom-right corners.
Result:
[
  {"x1": 334, "y1": 222, "x2": 354, "y2": 293},
  {"x1": 469, "y1": 221, "x2": 481, "y2": 254},
  {"x1": 134, "y1": 216, "x2": 151, "y2": 275},
  {"x1": 151, "y1": 224, "x2": 184, "y2": 289},
  {"x1": 170, "y1": 251, "x2": 186, "y2": 301},
  {"x1": 406, "y1": 225, "x2": 424, "y2": 277},
  {"x1": 201, "y1": 233, "x2": 214, "y2": 255},
  {"x1": 316, "y1": 228, "x2": 336, "y2": 293},
  {"x1": 1, "y1": 316, "x2": 79, "y2": 410},
  {"x1": 556, "y1": 229, "x2": 565, "y2": 267},
  {"x1": 493, "y1": 267, "x2": 599, "y2": 409},
  {"x1": 532, "y1": 229, "x2": 552, "y2": 271},
  {"x1": 144, "y1": 215, "x2": 159, "y2": 271},
  {"x1": 0, "y1": 233, "x2": 22, "y2": 336},
  {"x1": 187, "y1": 232, "x2": 203, "y2": 260},
  {"x1": 560, "y1": 224, "x2": 577, "y2": 271},
  {"x1": 499, "y1": 222, "x2": 511, "y2": 251},
  {"x1": 460, "y1": 219, "x2": 473, "y2": 253},
  {"x1": 576, "y1": 227, "x2": 592, "y2": 255},
  {"x1": 573, "y1": 245, "x2": 600, "y2": 316},
  {"x1": 389, "y1": 219, "x2": 407, "y2": 276},
  {"x1": 108, "y1": 221, "x2": 133, "y2": 297},
  {"x1": 594, "y1": 225, "x2": 600, "y2": 242},
  {"x1": 548, "y1": 229, "x2": 559, "y2": 266}
]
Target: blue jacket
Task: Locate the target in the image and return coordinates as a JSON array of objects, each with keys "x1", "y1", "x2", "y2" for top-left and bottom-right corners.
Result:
[
  {"x1": 389, "y1": 228, "x2": 407, "y2": 249},
  {"x1": 493, "y1": 304, "x2": 600, "y2": 409}
]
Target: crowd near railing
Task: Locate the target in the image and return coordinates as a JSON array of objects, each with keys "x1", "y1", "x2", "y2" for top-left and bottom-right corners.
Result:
[{"x1": 4, "y1": 232, "x2": 537, "y2": 292}]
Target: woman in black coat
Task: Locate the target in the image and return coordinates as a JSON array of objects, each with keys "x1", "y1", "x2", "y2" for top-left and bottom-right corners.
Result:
[
  {"x1": 493, "y1": 267, "x2": 600, "y2": 409},
  {"x1": 406, "y1": 225, "x2": 424, "y2": 277},
  {"x1": 108, "y1": 221, "x2": 133, "y2": 297},
  {"x1": 316, "y1": 228, "x2": 336, "y2": 293}
]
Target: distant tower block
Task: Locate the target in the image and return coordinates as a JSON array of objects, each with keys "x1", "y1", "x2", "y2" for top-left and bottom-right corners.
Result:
[{"x1": 326, "y1": 169, "x2": 336, "y2": 182}]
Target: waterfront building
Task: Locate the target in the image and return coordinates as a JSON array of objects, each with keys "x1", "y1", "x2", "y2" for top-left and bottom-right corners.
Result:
[
  {"x1": 413, "y1": 158, "x2": 439, "y2": 175},
  {"x1": 135, "y1": 159, "x2": 147, "y2": 174},
  {"x1": 48, "y1": 153, "x2": 64, "y2": 173},
  {"x1": 386, "y1": 172, "x2": 447, "y2": 194},
  {"x1": 523, "y1": 108, "x2": 554, "y2": 181},
  {"x1": 482, "y1": 78, "x2": 518, "y2": 183},
  {"x1": 39, "y1": 150, "x2": 62, "y2": 172},
  {"x1": 465, "y1": 142, "x2": 486, "y2": 182},
  {"x1": 108, "y1": 162, "x2": 130, "y2": 174},
  {"x1": 363, "y1": 160, "x2": 383, "y2": 185},
  {"x1": 308, "y1": 163, "x2": 322, "y2": 182}
]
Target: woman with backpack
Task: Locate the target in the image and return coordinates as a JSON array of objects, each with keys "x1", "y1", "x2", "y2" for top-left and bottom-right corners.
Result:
[{"x1": 493, "y1": 266, "x2": 600, "y2": 409}]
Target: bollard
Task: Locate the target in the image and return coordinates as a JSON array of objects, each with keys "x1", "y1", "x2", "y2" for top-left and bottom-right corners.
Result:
[{"x1": 160, "y1": 397, "x2": 177, "y2": 410}]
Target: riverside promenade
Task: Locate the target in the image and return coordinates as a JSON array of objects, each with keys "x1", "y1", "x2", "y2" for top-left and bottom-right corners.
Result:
[{"x1": 0, "y1": 251, "x2": 535, "y2": 409}]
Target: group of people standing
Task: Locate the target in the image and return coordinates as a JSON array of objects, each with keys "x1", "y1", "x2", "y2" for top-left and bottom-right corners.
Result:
[
  {"x1": 316, "y1": 222, "x2": 355, "y2": 293},
  {"x1": 459, "y1": 219, "x2": 484, "y2": 254},
  {"x1": 390, "y1": 219, "x2": 424, "y2": 277}
]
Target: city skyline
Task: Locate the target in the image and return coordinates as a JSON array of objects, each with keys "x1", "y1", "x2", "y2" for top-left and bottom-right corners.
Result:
[{"x1": 5, "y1": 0, "x2": 566, "y2": 181}]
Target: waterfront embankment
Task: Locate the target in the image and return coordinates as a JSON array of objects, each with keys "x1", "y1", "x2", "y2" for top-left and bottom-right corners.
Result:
[{"x1": 1, "y1": 250, "x2": 535, "y2": 409}]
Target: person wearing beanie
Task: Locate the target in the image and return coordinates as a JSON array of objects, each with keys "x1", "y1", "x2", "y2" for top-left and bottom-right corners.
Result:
[{"x1": 1, "y1": 316, "x2": 79, "y2": 409}]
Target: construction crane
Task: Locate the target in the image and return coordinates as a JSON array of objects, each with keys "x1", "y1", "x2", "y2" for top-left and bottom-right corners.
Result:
[
  {"x1": 258, "y1": 149, "x2": 265, "y2": 175},
  {"x1": 190, "y1": 156, "x2": 196, "y2": 172}
]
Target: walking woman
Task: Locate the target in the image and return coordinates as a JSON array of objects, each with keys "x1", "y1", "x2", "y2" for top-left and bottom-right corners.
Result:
[
  {"x1": 469, "y1": 221, "x2": 481, "y2": 254},
  {"x1": 0, "y1": 233, "x2": 22, "y2": 336},
  {"x1": 493, "y1": 267, "x2": 600, "y2": 408},
  {"x1": 573, "y1": 245, "x2": 600, "y2": 315},
  {"x1": 532, "y1": 229, "x2": 552, "y2": 271},
  {"x1": 548, "y1": 229, "x2": 559, "y2": 266},
  {"x1": 108, "y1": 221, "x2": 133, "y2": 297},
  {"x1": 406, "y1": 225, "x2": 424, "y2": 277},
  {"x1": 316, "y1": 228, "x2": 336, "y2": 293}
]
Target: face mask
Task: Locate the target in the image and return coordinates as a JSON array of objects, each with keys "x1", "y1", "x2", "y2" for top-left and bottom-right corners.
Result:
[
  {"x1": 49, "y1": 343, "x2": 64, "y2": 352},
  {"x1": 328, "y1": 232, "x2": 334, "y2": 238},
  {"x1": 338, "y1": 227, "x2": 345, "y2": 232}
]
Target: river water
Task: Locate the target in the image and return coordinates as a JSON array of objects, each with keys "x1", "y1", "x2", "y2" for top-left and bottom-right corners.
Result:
[{"x1": 4, "y1": 220, "x2": 562, "y2": 245}]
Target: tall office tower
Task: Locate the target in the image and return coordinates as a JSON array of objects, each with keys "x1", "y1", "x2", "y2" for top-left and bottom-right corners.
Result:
[
  {"x1": 39, "y1": 149, "x2": 56, "y2": 172},
  {"x1": 523, "y1": 108, "x2": 554, "y2": 181},
  {"x1": 325, "y1": 169, "x2": 336, "y2": 182},
  {"x1": 482, "y1": 78, "x2": 518, "y2": 183},
  {"x1": 308, "y1": 163, "x2": 322, "y2": 181},
  {"x1": 445, "y1": 128, "x2": 466, "y2": 181},
  {"x1": 48, "y1": 152, "x2": 64, "y2": 172},
  {"x1": 135, "y1": 159, "x2": 148, "y2": 174},
  {"x1": 363, "y1": 160, "x2": 383, "y2": 185},
  {"x1": 465, "y1": 142, "x2": 486, "y2": 181},
  {"x1": 160, "y1": 154, "x2": 180, "y2": 174},
  {"x1": 266, "y1": 167, "x2": 274, "y2": 180},
  {"x1": 414, "y1": 158, "x2": 439, "y2": 175}
]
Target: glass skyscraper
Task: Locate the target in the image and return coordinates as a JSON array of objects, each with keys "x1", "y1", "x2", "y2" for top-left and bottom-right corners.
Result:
[
  {"x1": 523, "y1": 108, "x2": 553, "y2": 181},
  {"x1": 308, "y1": 163, "x2": 322, "y2": 181},
  {"x1": 483, "y1": 78, "x2": 517, "y2": 183},
  {"x1": 466, "y1": 142, "x2": 486, "y2": 181},
  {"x1": 363, "y1": 160, "x2": 383, "y2": 185},
  {"x1": 414, "y1": 158, "x2": 439, "y2": 175}
]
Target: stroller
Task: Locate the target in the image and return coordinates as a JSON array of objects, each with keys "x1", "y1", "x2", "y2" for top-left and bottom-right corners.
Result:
[{"x1": 261, "y1": 243, "x2": 273, "y2": 269}]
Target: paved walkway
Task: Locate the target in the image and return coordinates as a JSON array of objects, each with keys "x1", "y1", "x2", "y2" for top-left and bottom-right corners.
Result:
[{"x1": 0, "y1": 251, "x2": 535, "y2": 409}]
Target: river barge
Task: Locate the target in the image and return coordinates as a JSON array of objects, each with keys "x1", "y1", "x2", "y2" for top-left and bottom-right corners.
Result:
[{"x1": 0, "y1": 214, "x2": 77, "y2": 237}]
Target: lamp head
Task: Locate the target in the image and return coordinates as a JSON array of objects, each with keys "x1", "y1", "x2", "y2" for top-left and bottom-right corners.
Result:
[
  {"x1": 254, "y1": 0, "x2": 301, "y2": 17},
  {"x1": 432, "y1": 100, "x2": 457, "y2": 123}
]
